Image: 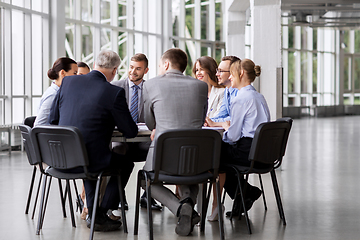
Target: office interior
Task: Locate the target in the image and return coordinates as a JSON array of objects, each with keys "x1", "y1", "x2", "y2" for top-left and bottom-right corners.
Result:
[{"x1": 1, "y1": 0, "x2": 360, "y2": 239}]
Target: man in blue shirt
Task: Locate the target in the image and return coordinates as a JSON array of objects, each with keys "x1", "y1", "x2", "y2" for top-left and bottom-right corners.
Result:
[{"x1": 205, "y1": 56, "x2": 240, "y2": 127}]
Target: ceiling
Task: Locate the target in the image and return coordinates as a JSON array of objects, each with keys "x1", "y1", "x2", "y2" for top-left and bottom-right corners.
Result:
[{"x1": 281, "y1": 0, "x2": 360, "y2": 29}]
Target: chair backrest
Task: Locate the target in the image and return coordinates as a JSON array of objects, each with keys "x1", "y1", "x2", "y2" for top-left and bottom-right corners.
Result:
[
  {"x1": 23, "y1": 116, "x2": 36, "y2": 128},
  {"x1": 276, "y1": 117, "x2": 293, "y2": 157},
  {"x1": 19, "y1": 124, "x2": 38, "y2": 166},
  {"x1": 248, "y1": 121, "x2": 291, "y2": 166},
  {"x1": 31, "y1": 125, "x2": 89, "y2": 172},
  {"x1": 152, "y1": 129, "x2": 222, "y2": 181}
]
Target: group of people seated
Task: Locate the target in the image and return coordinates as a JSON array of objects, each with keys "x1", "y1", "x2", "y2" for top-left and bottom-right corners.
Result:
[{"x1": 34, "y1": 47, "x2": 270, "y2": 236}]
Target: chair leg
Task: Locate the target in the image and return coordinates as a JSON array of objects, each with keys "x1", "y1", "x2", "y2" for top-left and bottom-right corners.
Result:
[
  {"x1": 39, "y1": 176, "x2": 52, "y2": 231},
  {"x1": 117, "y1": 176, "x2": 128, "y2": 233},
  {"x1": 36, "y1": 174, "x2": 49, "y2": 235},
  {"x1": 31, "y1": 171, "x2": 43, "y2": 219},
  {"x1": 25, "y1": 166, "x2": 37, "y2": 214},
  {"x1": 73, "y1": 179, "x2": 82, "y2": 213},
  {"x1": 270, "y1": 170, "x2": 286, "y2": 225},
  {"x1": 258, "y1": 174, "x2": 267, "y2": 210},
  {"x1": 89, "y1": 173, "x2": 103, "y2": 240},
  {"x1": 66, "y1": 180, "x2": 76, "y2": 228},
  {"x1": 134, "y1": 171, "x2": 143, "y2": 235},
  {"x1": 231, "y1": 168, "x2": 252, "y2": 234},
  {"x1": 58, "y1": 179, "x2": 67, "y2": 218},
  {"x1": 200, "y1": 183, "x2": 208, "y2": 232},
  {"x1": 144, "y1": 174, "x2": 154, "y2": 240},
  {"x1": 216, "y1": 177, "x2": 225, "y2": 240}
]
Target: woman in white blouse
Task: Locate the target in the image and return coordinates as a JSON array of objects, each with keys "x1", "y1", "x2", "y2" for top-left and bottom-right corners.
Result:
[{"x1": 192, "y1": 56, "x2": 225, "y2": 118}]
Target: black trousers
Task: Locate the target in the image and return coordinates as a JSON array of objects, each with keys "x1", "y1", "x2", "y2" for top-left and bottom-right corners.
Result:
[
  {"x1": 84, "y1": 152, "x2": 134, "y2": 212},
  {"x1": 220, "y1": 138, "x2": 269, "y2": 199}
]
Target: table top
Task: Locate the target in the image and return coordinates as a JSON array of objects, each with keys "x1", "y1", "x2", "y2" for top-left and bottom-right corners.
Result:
[{"x1": 112, "y1": 124, "x2": 224, "y2": 143}]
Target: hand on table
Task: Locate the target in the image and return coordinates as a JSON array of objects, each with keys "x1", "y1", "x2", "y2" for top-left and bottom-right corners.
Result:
[
  {"x1": 222, "y1": 121, "x2": 230, "y2": 131},
  {"x1": 205, "y1": 117, "x2": 214, "y2": 127}
]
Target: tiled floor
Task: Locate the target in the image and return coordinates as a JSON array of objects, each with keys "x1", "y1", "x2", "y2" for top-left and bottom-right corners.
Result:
[{"x1": 1, "y1": 116, "x2": 360, "y2": 240}]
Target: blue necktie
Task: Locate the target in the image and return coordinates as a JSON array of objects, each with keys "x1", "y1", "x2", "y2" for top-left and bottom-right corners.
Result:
[{"x1": 130, "y1": 85, "x2": 139, "y2": 123}]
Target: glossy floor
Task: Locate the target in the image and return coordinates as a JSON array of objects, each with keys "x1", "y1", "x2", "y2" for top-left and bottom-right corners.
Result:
[{"x1": 1, "y1": 116, "x2": 359, "y2": 240}]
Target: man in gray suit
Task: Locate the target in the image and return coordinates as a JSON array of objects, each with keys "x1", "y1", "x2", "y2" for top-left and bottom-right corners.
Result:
[
  {"x1": 143, "y1": 48, "x2": 208, "y2": 236},
  {"x1": 112, "y1": 53, "x2": 148, "y2": 122},
  {"x1": 112, "y1": 53, "x2": 162, "y2": 211}
]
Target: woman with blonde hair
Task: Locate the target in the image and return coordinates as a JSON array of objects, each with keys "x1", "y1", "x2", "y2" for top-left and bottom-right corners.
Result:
[
  {"x1": 221, "y1": 59, "x2": 271, "y2": 217},
  {"x1": 192, "y1": 56, "x2": 225, "y2": 118}
]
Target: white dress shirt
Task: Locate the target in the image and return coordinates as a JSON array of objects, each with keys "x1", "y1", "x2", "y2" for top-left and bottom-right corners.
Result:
[{"x1": 34, "y1": 82, "x2": 59, "y2": 126}]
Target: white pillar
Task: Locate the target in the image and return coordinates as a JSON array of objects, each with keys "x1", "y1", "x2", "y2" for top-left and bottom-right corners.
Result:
[
  {"x1": 250, "y1": 0, "x2": 282, "y2": 120},
  {"x1": 225, "y1": 0, "x2": 248, "y2": 59},
  {"x1": 49, "y1": 0, "x2": 65, "y2": 63}
]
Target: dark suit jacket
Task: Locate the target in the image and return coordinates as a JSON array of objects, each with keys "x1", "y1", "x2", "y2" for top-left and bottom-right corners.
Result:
[
  {"x1": 111, "y1": 78, "x2": 145, "y2": 123},
  {"x1": 49, "y1": 70, "x2": 138, "y2": 172}
]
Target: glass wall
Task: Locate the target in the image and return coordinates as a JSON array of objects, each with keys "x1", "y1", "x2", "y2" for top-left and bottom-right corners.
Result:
[
  {"x1": 0, "y1": 0, "x2": 49, "y2": 125},
  {"x1": 0, "y1": 0, "x2": 225, "y2": 126},
  {"x1": 282, "y1": 17, "x2": 337, "y2": 108}
]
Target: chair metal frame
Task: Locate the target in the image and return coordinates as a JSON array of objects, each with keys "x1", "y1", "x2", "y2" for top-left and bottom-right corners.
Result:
[
  {"x1": 31, "y1": 125, "x2": 128, "y2": 240},
  {"x1": 227, "y1": 119, "x2": 292, "y2": 234},
  {"x1": 133, "y1": 129, "x2": 225, "y2": 240},
  {"x1": 21, "y1": 117, "x2": 81, "y2": 222}
]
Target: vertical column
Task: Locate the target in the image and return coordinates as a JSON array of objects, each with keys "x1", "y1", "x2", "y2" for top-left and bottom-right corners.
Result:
[
  {"x1": 3, "y1": 6, "x2": 12, "y2": 124},
  {"x1": 75, "y1": 0, "x2": 82, "y2": 61},
  {"x1": 250, "y1": 0, "x2": 282, "y2": 119},
  {"x1": 49, "y1": 0, "x2": 65, "y2": 64},
  {"x1": 162, "y1": 0, "x2": 172, "y2": 52},
  {"x1": 336, "y1": 30, "x2": 344, "y2": 105},
  {"x1": 142, "y1": 0, "x2": 149, "y2": 58},
  {"x1": 194, "y1": 0, "x2": 201, "y2": 57},
  {"x1": 24, "y1": 5, "x2": 32, "y2": 117},
  {"x1": 127, "y1": 0, "x2": 134, "y2": 59},
  {"x1": 226, "y1": 0, "x2": 248, "y2": 59},
  {"x1": 93, "y1": 0, "x2": 101, "y2": 59},
  {"x1": 179, "y1": 0, "x2": 185, "y2": 50}
]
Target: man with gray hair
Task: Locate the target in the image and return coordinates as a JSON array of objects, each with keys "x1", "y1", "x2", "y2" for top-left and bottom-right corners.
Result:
[{"x1": 49, "y1": 49, "x2": 138, "y2": 231}]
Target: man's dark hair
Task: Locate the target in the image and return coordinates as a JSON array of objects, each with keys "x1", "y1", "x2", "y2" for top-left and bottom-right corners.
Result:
[
  {"x1": 161, "y1": 48, "x2": 188, "y2": 72},
  {"x1": 131, "y1": 53, "x2": 148, "y2": 68},
  {"x1": 221, "y1": 56, "x2": 241, "y2": 66},
  {"x1": 77, "y1": 61, "x2": 90, "y2": 70}
]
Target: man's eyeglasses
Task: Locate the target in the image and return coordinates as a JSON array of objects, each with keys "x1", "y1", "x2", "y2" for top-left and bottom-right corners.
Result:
[{"x1": 216, "y1": 69, "x2": 230, "y2": 73}]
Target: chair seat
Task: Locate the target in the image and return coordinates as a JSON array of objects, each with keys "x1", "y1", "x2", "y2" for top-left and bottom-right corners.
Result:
[{"x1": 147, "y1": 171, "x2": 214, "y2": 185}]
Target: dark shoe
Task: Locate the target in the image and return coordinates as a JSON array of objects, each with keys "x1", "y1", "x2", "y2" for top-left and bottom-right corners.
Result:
[
  {"x1": 175, "y1": 203, "x2": 193, "y2": 236},
  {"x1": 118, "y1": 201, "x2": 129, "y2": 211},
  {"x1": 86, "y1": 212, "x2": 122, "y2": 232},
  {"x1": 192, "y1": 210, "x2": 201, "y2": 225},
  {"x1": 140, "y1": 196, "x2": 162, "y2": 211},
  {"x1": 226, "y1": 187, "x2": 262, "y2": 217}
]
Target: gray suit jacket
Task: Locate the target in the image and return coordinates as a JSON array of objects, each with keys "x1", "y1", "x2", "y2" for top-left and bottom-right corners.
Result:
[
  {"x1": 143, "y1": 69, "x2": 208, "y2": 171},
  {"x1": 112, "y1": 78, "x2": 145, "y2": 123}
]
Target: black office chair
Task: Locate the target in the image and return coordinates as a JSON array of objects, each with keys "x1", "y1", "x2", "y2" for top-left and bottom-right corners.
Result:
[
  {"x1": 31, "y1": 125, "x2": 128, "y2": 240},
  {"x1": 225, "y1": 120, "x2": 292, "y2": 234},
  {"x1": 133, "y1": 129, "x2": 224, "y2": 240},
  {"x1": 257, "y1": 117, "x2": 293, "y2": 213},
  {"x1": 21, "y1": 117, "x2": 78, "y2": 222}
]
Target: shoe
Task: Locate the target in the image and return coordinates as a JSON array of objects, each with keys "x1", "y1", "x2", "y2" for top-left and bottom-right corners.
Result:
[
  {"x1": 175, "y1": 203, "x2": 193, "y2": 236},
  {"x1": 118, "y1": 201, "x2": 129, "y2": 211},
  {"x1": 207, "y1": 204, "x2": 225, "y2": 222},
  {"x1": 86, "y1": 211, "x2": 122, "y2": 232},
  {"x1": 226, "y1": 187, "x2": 262, "y2": 217},
  {"x1": 140, "y1": 196, "x2": 162, "y2": 211},
  {"x1": 192, "y1": 210, "x2": 201, "y2": 225}
]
